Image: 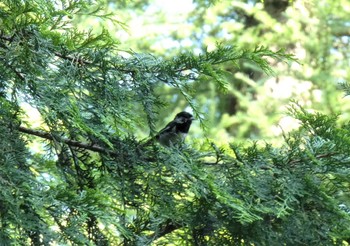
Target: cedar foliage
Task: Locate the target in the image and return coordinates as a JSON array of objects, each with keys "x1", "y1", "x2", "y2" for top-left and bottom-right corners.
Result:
[{"x1": 0, "y1": 0, "x2": 349, "y2": 245}]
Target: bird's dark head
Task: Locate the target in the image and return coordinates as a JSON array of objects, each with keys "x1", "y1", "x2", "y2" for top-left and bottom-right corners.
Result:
[{"x1": 174, "y1": 111, "x2": 194, "y2": 124}]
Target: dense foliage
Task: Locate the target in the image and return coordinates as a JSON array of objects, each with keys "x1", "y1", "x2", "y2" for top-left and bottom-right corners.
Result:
[{"x1": 0, "y1": 0, "x2": 349, "y2": 245}]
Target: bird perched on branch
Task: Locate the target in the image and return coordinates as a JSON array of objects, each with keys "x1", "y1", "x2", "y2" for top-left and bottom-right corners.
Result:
[{"x1": 146, "y1": 111, "x2": 195, "y2": 147}]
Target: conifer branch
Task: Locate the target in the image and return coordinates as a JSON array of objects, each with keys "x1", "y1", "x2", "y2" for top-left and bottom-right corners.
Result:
[
  {"x1": 18, "y1": 126, "x2": 112, "y2": 155},
  {"x1": 54, "y1": 52, "x2": 93, "y2": 65}
]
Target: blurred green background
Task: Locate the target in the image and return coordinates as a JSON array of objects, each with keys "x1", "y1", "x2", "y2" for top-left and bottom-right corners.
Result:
[{"x1": 75, "y1": 0, "x2": 350, "y2": 146}]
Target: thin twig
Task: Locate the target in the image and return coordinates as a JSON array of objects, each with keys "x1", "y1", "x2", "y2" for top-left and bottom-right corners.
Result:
[{"x1": 288, "y1": 152, "x2": 339, "y2": 165}]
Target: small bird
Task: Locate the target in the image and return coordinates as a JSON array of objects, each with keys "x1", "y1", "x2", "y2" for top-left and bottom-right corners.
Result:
[{"x1": 149, "y1": 111, "x2": 195, "y2": 147}]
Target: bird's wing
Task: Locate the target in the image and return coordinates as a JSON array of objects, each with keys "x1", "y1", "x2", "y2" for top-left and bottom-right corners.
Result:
[
  {"x1": 156, "y1": 120, "x2": 177, "y2": 136},
  {"x1": 141, "y1": 120, "x2": 178, "y2": 147}
]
